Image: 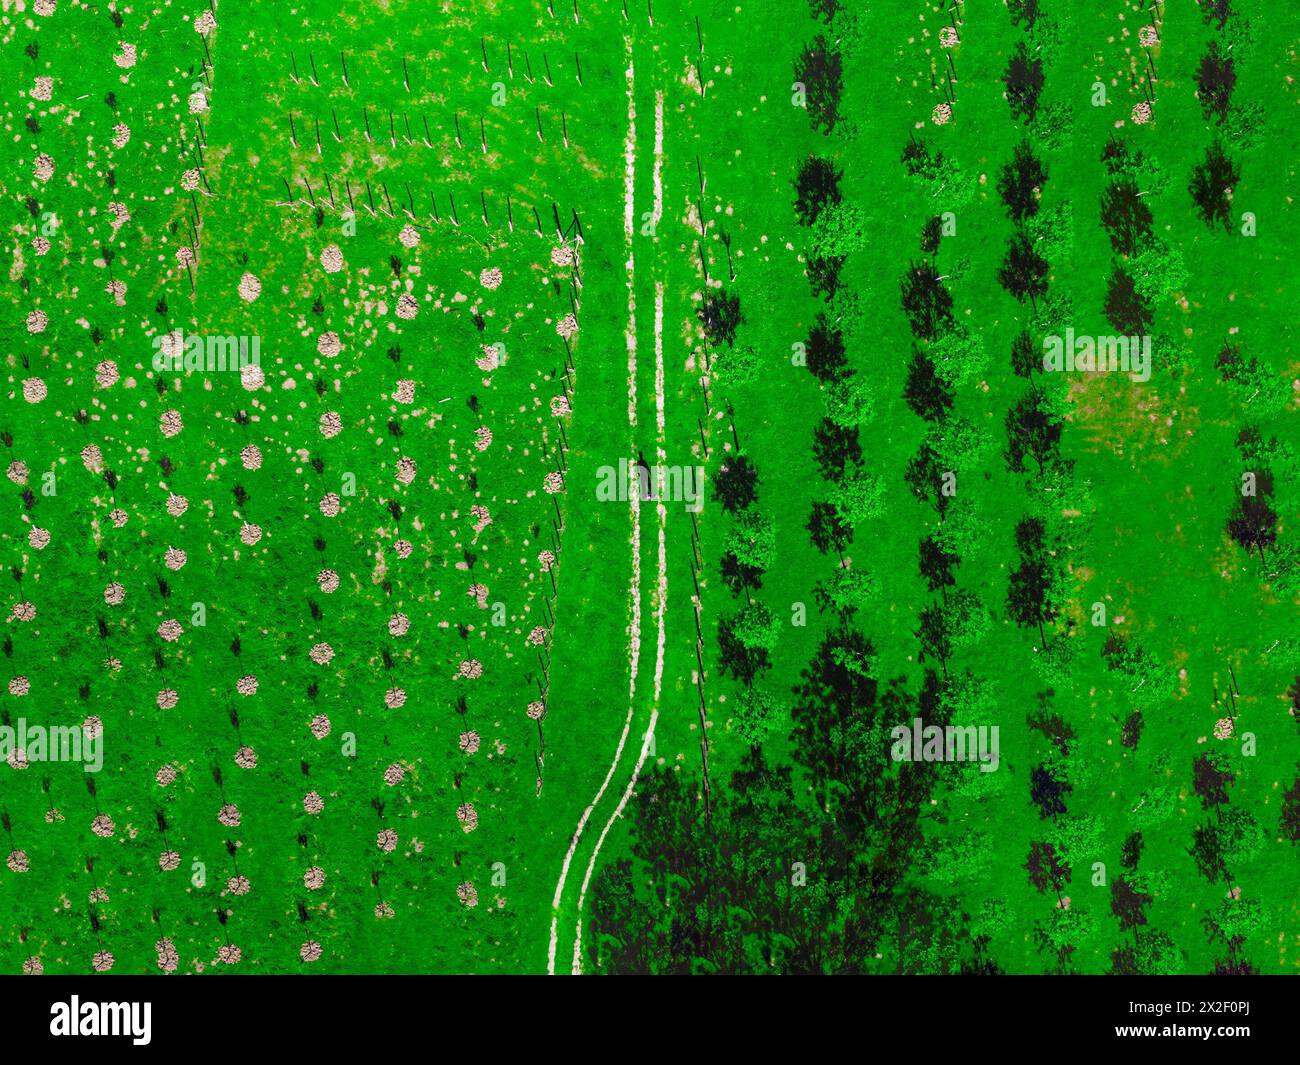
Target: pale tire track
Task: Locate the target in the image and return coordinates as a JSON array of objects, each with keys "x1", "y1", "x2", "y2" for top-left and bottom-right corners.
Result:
[{"x1": 571, "y1": 280, "x2": 668, "y2": 974}]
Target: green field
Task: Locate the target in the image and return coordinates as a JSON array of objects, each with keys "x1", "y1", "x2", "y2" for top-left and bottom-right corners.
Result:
[{"x1": 1, "y1": 0, "x2": 1296, "y2": 976}]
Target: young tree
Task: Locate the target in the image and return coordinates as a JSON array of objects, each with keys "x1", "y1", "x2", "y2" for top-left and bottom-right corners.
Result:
[
  {"x1": 928, "y1": 325, "x2": 990, "y2": 388},
  {"x1": 1203, "y1": 895, "x2": 1262, "y2": 975},
  {"x1": 1189, "y1": 821, "x2": 1229, "y2": 884},
  {"x1": 814, "y1": 563, "x2": 877, "y2": 618},
  {"x1": 903, "y1": 346, "x2": 955, "y2": 421},
  {"x1": 1024, "y1": 840, "x2": 1070, "y2": 904},
  {"x1": 1031, "y1": 634, "x2": 1077, "y2": 688},
  {"x1": 828, "y1": 464, "x2": 885, "y2": 527},
  {"x1": 997, "y1": 140, "x2": 1049, "y2": 221},
  {"x1": 1004, "y1": 390, "x2": 1064, "y2": 476},
  {"x1": 793, "y1": 155, "x2": 843, "y2": 226},
  {"x1": 725, "y1": 510, "x2": 776, "y2": 572},
  {"x1": 1280, "y1": 776, "x2": 1300, "y2": 844},
  {"x1": 806, "y1": 0, "x2": 841, "y2": 24},
  {"x1": 1120, "y1": 830, "x2": 1144, "y2": 869},
  {"x1": 931, "y1": 494, "x2": 982, "y2": 557},
  {"x1": 1199, "y1": 0, "x2": 1235, "y2": 31},
  {"x1": 1217, "y1": 343, "x2": 1291, "y2": 415},
  {"x1": 1007, "y1": 554, "x2": 1056, "y2": 648},
  {"x1": 1218, "y1": 805, "x2": 1264, "y2": 870},
  {"x1": 1102, "y1": 264, "x2": 1154, "y2": 336},
  {"x1": 899, "y1": 261, "x2": 954, "y2": 341},
  {"x1": 1009, "y1": 329, "x2": 1039, "y2": 378},
  {"x1": 811, "y1": 201, "x2": 868, "y2": 259},
  {"x1": 1226, "y1": 490, "x2": 1278, "y2": 557},
  {"x1": 1120, "y1": 711, "x2": 1145, "y2": 750},
  {"x1": 1191, "y1": 752, "x2": 1235, "y2": 811},
  {"x1": 822, "y1": 373, "x2": 875, "y2": 428},
  {"x1": 713, "y1": 454, "x2": 759, "y2": 513},
  {"x1": 1028, "y1": 701, "x2": 1076, "y2": 757},
  {"x1": 811, "y1": 418, "x2": 861, "y2": 483},
  {"x1": 733, "y1": 686, "x2": 784, "y2": 746},
  {"x1": 917, "y1": 589, "x2": 988, "y2": 672},
  {"x1": 918, "y1": 535, "x2": 959, "y2": 600},
  {"x1": 997, "y1": 230, "x2": 1050, "y2": 309},
  {"x1": 925, "y1": 415, "x2": 992, "y2": 473},
  {"x1": 1099, "y1": 179, "x2": 1153, "y2": 256},
  {"x1": 720, "y1": 552, "x2": 764, "y2": 597},
  {"x1": 1004, "y1": 41, "x2": 1045, "y2": 124},
  {"x1": 920, "y1": 215, "x2": 943, "y2": 256},
  {"x1": 794, "y1": 35, "x2": 843, "y2": 133},
  {"x1": 1110, "y1": 875, "x2": 1153, "y2": 934},
  {"x1": 1111, "y1": 929, "x2": 1183, "y2": 975},
  {"x1": 1006, "y1": 0, "x2": 1041, "y2": 28},
  {"x1": 807, "y1": 253, "x2": 844, "y2": 301},
  {"x1": 807, "y1": 500, "x2": 852, "y2": 557},
  {"x1": 1188, "y1": 140, "x2": 1240, "y2": 231},
  {"x1": 805, "y1": 314, "x2": 848, "y2": 382},
  {"x1": 1100, "y1": 636, "x2": 1176, "y2": 709},
  {"x1": 1129, "y1": 238, "x2": 1189, "y2": 304},
  {"x1": 1196, "y1": 40, "x2": 1236, "y2": 123},
  {"x1": 1030, "y1": 763, "x2": 1072, "y2": 819},
  {"x1": 700, "y1": 291, "x2": 744, "y2": 348},
  {"x1": 718, "y1": 612, "x2": 772, "y2": 684}
]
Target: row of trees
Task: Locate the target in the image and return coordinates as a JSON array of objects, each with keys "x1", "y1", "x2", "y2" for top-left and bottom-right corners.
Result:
[
  {"x1": 708, "y1": 290, "x2": 784, "y2": 723},
  {"x1": 1198, "y1": 8, "x2": 1300, "y2": 955},
  {"x1": 994, "y1": 14, "x2": 1087, "y2": 970},
  {"x1": 583, "y1": 0, "x2": 968, "y2": 972}
]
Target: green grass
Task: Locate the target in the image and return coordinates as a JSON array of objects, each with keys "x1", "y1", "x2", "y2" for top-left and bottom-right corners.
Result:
[{"x1": 1, "y1": 0, "x2": 1295, "y2": 976}]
